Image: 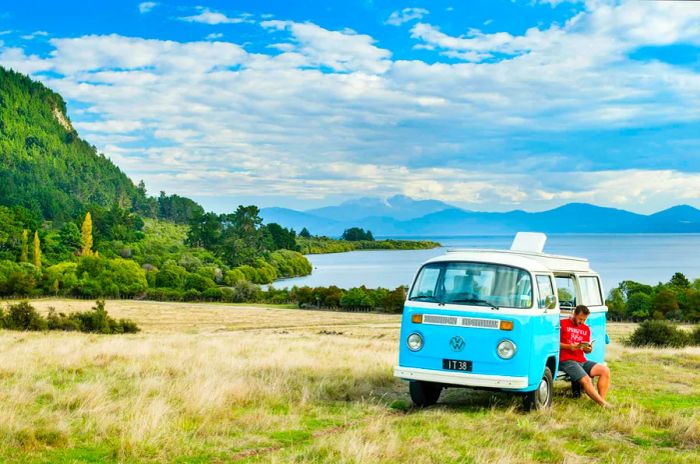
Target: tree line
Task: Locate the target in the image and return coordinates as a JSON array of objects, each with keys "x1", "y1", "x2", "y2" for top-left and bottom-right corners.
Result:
[
  {"x1": 0, "y1": 204, "x2": 311, "y2": 302},
  {"x1": 606, "y1": 272, "x2": 700, "y2": 322}
]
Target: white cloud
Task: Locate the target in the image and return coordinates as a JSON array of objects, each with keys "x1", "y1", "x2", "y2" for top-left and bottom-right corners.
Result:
[
  {"x1": 386, "y1": 7, "x2": 429, "y2": 26},
  {"x1": 205, "y1": 32, "x2": 223, "y2": 40},
  {"x1": 535, "y1": 0, "x2": 582, "y2": 6},
  {"x1": 3, "y1": 1, "x2": 700, "y2": 211},
  {"x1": 138, "y1": 2, "x2": 158, "y2": 14},
  {"x1": 261, "y1": 20, "x2": 391, "y2": 73},
  {"x1": 20, "y1": 30, "x2": 48, "y2": 40},
  {"x1": 0, "y1": 47, "x2": 51, "y2": 74},
  {"x1": 74, "y1": 120, "x2": 143, "y2": 133},
  {"x1": 178, "y1": 7, "x2": 248, "y2": 25}
]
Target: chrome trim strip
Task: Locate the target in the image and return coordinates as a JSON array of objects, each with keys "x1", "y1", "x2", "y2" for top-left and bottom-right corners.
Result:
[
  {"x1": 394, "y1": 366, "x2": 529, "y2": 389},
  {"x1": 421, "y1": 314, "x2": 500, "y2": 329}
]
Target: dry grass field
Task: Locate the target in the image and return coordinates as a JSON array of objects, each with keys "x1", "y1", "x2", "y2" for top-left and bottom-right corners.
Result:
[{"x1": 0, "y1": 299, "x2": 698, "y2": 463}]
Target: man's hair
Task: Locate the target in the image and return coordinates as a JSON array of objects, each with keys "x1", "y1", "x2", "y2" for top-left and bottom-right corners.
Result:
[{"x1": 574, "y1": 305, "x2": 590, "y2": 315}]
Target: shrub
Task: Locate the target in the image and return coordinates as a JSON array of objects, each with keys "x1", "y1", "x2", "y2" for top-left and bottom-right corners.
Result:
[
  {"x1": 44, "y1": 262, "x2": 79, "y2": 295},
  {"x1": 117, "y1": 318, "x2": 140, "y2": 334},
  {"x1": 155, "y1": 261, "x2": 188, "y2": 289},
  {"x1": 202, "y1": 287, "x2": 224, "y2": 301},
  {"x1": 47, "y1": 308, "x2": 80, "y2": 331},
  {"x1": 627, "y1": 320, "x2": 690, "y2": 348},
  {"x1": 183, "y1": 289, "x2": 202, "y2": 301},
  {"x1": 1, "y1": 301, "x2": 47, "y2": 330},
  {"x1": 693, "y1": 325, "x2": 700, "y2": 345},
  {"x1": 231, "y1": 281, "x2": 260, "y2": 302},
  {"x1": 45, "y1": 300, "x2": 140, "y2": 334},
  {"x1": 145, "y1": 287, "x2": 184, "y2": 301},
  {"x1": 184, "y1": 273, "x2": 216, "y2": 292},
  {"x1": 224, "y1": 269, "x2": 245, "y2": 286}
]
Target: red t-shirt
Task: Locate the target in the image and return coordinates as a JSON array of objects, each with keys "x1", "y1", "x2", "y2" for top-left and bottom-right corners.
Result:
[{"x1": 559, "y1": 318, "x2": 590, "y2": 363}]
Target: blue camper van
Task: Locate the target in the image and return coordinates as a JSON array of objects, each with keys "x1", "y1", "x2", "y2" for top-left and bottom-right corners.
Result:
[{"x1": 394, "y1": 232, "x2": 608, "y2": 410}]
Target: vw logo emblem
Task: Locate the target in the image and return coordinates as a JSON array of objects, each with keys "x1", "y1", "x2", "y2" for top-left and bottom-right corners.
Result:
[{"x1": 449, "y1": 335, "x2": 465, "y2": 352}]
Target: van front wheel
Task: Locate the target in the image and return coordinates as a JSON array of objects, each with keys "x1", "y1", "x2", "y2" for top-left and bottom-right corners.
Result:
[
  {"x1": 523, "y1": 367, "x2": 553, "y2": 411},
  {"x1": 409, "y1": 381, "x2": 442, "y2": 407}
]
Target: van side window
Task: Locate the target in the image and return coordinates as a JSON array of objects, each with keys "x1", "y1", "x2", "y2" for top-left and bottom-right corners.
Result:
[
  {"x1": 555, "y1": 276, "x2": 577, "y2": 308},
  {"x1": 580, "y1": 276, "x2": 603, "y2": 306},
  {"x1": 536, "y1": 275, "x2": 556, "y2": 309}
]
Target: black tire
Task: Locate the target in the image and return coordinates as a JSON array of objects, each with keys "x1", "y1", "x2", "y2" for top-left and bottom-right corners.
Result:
[
  {"x1": 409, "y1": 380, "x2": 442, "y2": 407},
  {"x1": 523, "y1": 367, "x2": 553, "y2": 411}
]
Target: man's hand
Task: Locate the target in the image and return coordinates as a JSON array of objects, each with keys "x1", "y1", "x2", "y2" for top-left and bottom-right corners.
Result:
[{"x1": 582, "y1": 344, "x2": 593, "y2": 354}]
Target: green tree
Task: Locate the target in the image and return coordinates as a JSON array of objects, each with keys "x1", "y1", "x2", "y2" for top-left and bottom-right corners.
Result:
[
  {"x1": 186, "y1": 211, "x2": 221, "y2": 249},
  {"x1": 58, "y1": 222, "x2": 82, "y2": 255},
  {"x1": 618, "y1": 280, "x2": 653, "y2": 299},
  {"x1": 669, "y1": 272, "x2": 690, "y2": 289},
  {"x1": 605, "y1": 288, "x2": 626, "y2": 320},
  {"x1": 341, "y1": 227, "x2": 374, "y2": 241},
  {"x1": 299, "y1": 227, "x2": 311, "y2": 238},
  {"x1": 155, "y1": 261, "x2": 188, "y2": 289},
  {"x1": 19, "y1": 229, "x2": 28, "y2": 262},
  {"x1": 265, "y1": 223, "x2": 298, "y2": 251},
  {"x1": 626, "y1": 292, "x2": 651, "y2": 320},
  {"x1": 651, "y1": 288, "x2": 679, "y2": 320}
]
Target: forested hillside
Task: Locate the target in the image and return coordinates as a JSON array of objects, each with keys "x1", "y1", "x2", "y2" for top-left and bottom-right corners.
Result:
[
  {"x1": 0, "y1": 67, "x2": 311, "y2": 301},
  {"x1": 0, "y1": 67, "x2": 146, "y2": 221}
]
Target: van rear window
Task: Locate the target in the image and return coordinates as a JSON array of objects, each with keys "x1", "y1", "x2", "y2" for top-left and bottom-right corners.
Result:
[
  {"x1": 409, "y1": 262, "x2": 533, "y2": 309},
  {"x1": 580, "y1": 276, "x2": 603, "y2": 306}
]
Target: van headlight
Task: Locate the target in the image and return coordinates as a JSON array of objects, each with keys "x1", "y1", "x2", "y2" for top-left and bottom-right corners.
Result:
[
  {"x1": 497, "y1": 340, "x2": 516, "y2": 359},
  {"x1": 407, "y1": 332, "x2": 424, "y2": 351}
]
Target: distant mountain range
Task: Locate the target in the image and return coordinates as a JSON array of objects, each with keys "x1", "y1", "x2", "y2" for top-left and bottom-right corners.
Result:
[{"x1": 260, "y1": 196, "x2": 700, "y2": 236}]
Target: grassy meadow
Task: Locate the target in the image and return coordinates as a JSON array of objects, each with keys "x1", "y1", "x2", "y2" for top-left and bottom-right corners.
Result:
[{"x1": 0, "y1": 300, "x2": 698, "y2": 463}]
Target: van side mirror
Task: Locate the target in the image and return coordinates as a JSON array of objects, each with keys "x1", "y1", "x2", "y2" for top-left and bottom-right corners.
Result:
[{"x1": 545, "y1": 295, "x2": 557, "y2": 310}]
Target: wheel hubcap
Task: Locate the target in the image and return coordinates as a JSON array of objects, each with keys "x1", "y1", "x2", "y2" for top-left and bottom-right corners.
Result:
[{"x1": 537, "y1": 379, "x2": 549, "y2": 404}]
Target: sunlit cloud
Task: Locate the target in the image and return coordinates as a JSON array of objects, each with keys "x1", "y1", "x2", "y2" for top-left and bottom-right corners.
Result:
[
  {"x1": 2, "y1": 0, "x2": 700, "y2": 213},
  {"x1": 386, "y1": 7, "x2": 429, "y2": 26},
  {"x1": 138, "y1": 2, "x2": 158, "y2": 14}
]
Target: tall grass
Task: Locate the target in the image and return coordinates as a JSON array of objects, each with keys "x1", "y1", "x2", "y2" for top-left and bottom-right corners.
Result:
[{"x1": 0, "y1": 300, "x2": 697, "y2": 463}]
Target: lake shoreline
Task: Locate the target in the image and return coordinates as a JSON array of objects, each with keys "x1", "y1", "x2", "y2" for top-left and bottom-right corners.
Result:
[{"x1": 272, "y1": 234, "x2": 700, "y2": 292}]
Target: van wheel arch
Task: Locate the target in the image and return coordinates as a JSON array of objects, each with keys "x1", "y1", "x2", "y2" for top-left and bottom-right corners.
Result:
[{"x1": 523, "y1": 367, "x2": 553, "y2": 411}]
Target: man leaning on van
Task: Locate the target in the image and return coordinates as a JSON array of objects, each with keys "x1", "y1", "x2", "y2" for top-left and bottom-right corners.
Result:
[{"x1": 559, "y1": 305, "x2": 612, "y2": 408}]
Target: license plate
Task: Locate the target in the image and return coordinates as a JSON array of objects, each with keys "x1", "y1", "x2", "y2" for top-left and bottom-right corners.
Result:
[{"x1": 442, "y1": 358, "x2": 472, "y2": 372}]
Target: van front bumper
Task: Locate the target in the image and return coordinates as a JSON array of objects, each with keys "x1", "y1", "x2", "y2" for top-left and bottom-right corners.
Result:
[{"x1": 394, "y1": 366, "x2": 529, "y2": 389}]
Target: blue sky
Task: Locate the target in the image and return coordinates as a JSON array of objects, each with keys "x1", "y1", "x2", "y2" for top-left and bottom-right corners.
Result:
[{"x1": 2, "y1": 0, "x2": 700, "y2": 213}]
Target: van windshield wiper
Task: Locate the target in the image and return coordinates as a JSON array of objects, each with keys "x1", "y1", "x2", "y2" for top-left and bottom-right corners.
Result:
[
  {"x1": 409, "y1": 295, "x2": 442, "y2": 303},
  {"x1": 448, "y1": 298, "x2": 500, "y2": 310}
]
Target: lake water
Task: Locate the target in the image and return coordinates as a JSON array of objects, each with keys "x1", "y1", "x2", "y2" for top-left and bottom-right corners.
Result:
[{"x1": 271, "y1": 235, "x2": 700, "y2": 293}]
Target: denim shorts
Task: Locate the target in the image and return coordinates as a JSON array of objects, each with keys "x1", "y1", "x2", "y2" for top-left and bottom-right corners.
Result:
[{"x1": 559, "y1": 360, "x2": 597, "y2": 382}]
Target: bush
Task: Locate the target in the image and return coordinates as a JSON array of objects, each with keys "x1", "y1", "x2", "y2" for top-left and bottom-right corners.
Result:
[
  {"x1": 230, "y1": 281, "x2": 260, "y2": 302},
  {"x1": 76, "y1": 300, "x2": 140, "y2": 333},
  {"x1": 145, "y1": 288, "x2": 184, "y2": 301},
  {"x1": 184, "y1": 272, "x2": 216, "y2": 292},
  {"x1": 183, "y1": 289, "x2": 202, "y2": 301},
  {"x1": 202, "y1": 287, "x2": 224, "y2": 301},
  {"x1": 627, "y1": 320, "x2": 690, "y2": 348},
  {"x1": 693, "y1": 325, "x2": 700, "y2": 345},
  {"x1": 1, "y1": 301, "x2": 47, "y2": 330},
  {"x1": 47, "y1": 308, "x2": 80, "y2": 331},
  {"x1": 0, "y1": 300, "x2": 140, "y2": 334}
]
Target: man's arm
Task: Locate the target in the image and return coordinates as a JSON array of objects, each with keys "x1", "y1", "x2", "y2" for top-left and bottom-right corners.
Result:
[{"x1": 560, "y1": 342, "x2": 581, "y2": 351}]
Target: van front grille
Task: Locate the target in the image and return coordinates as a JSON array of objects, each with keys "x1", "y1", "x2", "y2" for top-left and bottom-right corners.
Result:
[{"x1": 421, "y1": 314, "x2": 500, "y2": 330}]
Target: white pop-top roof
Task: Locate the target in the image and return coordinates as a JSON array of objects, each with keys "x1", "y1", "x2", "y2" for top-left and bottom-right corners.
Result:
[{"x1": 425, "y1": 233, "x2": 593, "y2": 274}]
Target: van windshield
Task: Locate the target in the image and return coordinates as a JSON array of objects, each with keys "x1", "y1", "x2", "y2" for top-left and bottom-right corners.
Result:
[{"x1": 409, "y1": 262, "x2": 533, "y2": 309}]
